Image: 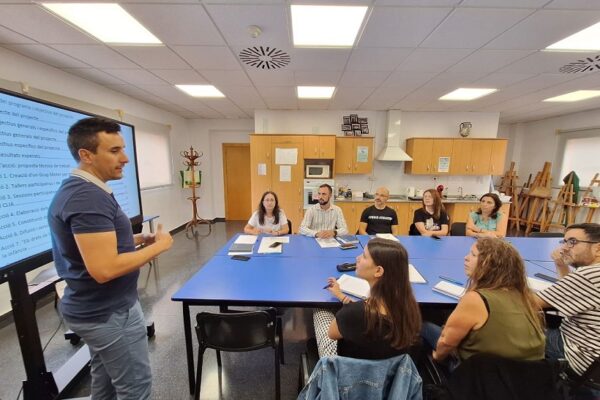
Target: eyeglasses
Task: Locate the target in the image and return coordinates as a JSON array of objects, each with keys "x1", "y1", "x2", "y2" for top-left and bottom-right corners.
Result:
[{"x1": 559, "y1": 238, "x2": 600, "y2": 248}]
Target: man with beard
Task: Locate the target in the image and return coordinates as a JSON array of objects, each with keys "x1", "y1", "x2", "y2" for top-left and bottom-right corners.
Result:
[
  {"x1": 358, "y1": 186, "x2": 398, "y2": 235},
  {"x1": 299, "y1": 183, "x2": 348, "y2": 238},
  {"x1": 536, "y1": 223, "x2": 600, "y2": 397}
]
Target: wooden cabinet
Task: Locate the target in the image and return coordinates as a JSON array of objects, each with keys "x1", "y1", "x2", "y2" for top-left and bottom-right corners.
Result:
[
  {"x1": 406, "y1": 138, "x2": 507, "y2": 176},
  {"x1": 388, "y1": 202, "x2": 410, "y2": 235},
  {"x1": 304, "y1": 135, "x2": 335, "y2": 159},
  {"x1": 334, "y1": 137, "x2": 374, "y2": 175},
  {"x1": 336, "y1": 202, "x2": 370, "y2": 234},
  {"x1": 404, "y1": 139, "x2": 453, "y2": 175}
]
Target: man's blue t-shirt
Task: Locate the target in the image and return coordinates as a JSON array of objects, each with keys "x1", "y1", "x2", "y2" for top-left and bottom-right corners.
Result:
[{"x1": 48, "y1": 174, "x2": 138, "y2": 323}]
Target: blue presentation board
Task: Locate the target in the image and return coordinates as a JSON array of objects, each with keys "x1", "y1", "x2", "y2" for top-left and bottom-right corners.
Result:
[{"x1": 0, "y1": 89, "x2": 142, "y2": 273}]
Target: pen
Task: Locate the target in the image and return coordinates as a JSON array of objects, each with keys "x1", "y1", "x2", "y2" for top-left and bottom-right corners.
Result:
[
  {"x1": 439, "y1": 276, "x2": 464, "y2": 286},
  {"x1": 323, "y1": 283, "x2": 332, "y2": 289}
]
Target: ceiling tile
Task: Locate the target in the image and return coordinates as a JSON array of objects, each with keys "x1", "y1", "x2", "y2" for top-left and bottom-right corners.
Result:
[
  {"x1": 545, "y1": 0, "x2": 600, "y2": 9},
  {"x1": 4, "y1": 44, "x2": 90, "y2": 68},
  {"x1": 246, "y1": 68, "x2": 294, "y2": 86},
  {"x1": 288, "y1": 48, "x2": 350, "y2": 71},
  {"x1": 0, "y1": 5, "x2": 97, "y2": 44},
  {"x1": 375, "y1": 0, "x2": 460, "y2": 4},
  {"x1": 104, "y1": 84, "x2": 170, "y2": 105},
  {"x1": 150, "y1": 69, "x2": 208, "y2": 85},
  {"x1": 339, "y1": 70, "x2": 389, "y2": 87},
  {"x1": 50, "y1": 45, "x2": 139, "y2": 69},
  {"x1": 111, "y1": 46, "x2": 189, "y2": 69},
  {"x1": 485, "y1": 9, "x2": 600, "y2": 50},
  {"x1": 63, "y1": 68, "x2": 127, "y2": 86},
  {"x1": 382, "y1": 71, "x2": 438, "y2": 87},
  {"x1": 329, "y1": 86, "x2": 375, "y2": 109},
  {"x1": 421, "y1": 8, "x2": 534, "y2": 49},
  {"x1": 173, "y1": 46, "x2": 241, "y2": 70},
  {"x1": 496, "y1": 51, "x2": 597, "y2": 74},
  {"x1": 199, "y1": 70, "x2": 254, "y2": 86},
  {"x1": 346, "y1": 47, "x2": 413, "y2": 71},
  {"x1": 446, "y1": 49, "x2": 535, "y2": 73},
  {"x1": 293, "y1": 70, "x2": 342, "y2": 86},
  {"x1": 123, "y1": 4, "x2": 225, "y2": 46},
  {"x1": 0, "y1": 26, "x2": 35, "y2": 44},
  {"x1": 101, "y1": 68, "x2": 167, "y2": 85},
  {"x1": 472, "y1": 72, "x2": 538, "y2": 88},
  {"x1": 359, "y1": 7, "x2": 452, "y2": 48},
  {"x1": 460, "y1": 0, "x2": 548, "y2": 7},
  {"x1": 396, "y1": 48, "x2": 473, "y2": 72},
  {"x1": 219, "y1": 86, "x2": 266, "y2": 109}
]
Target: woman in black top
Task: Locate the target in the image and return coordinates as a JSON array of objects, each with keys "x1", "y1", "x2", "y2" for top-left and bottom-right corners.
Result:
[
  {"x1": 412, "y1": 189, "x2": 449, "y2": 236},
  {"x1": 324, "y1": 238, "x2": 422, "y2": 359}
]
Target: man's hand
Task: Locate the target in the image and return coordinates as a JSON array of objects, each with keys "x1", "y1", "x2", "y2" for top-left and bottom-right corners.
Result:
[
  {"x1": 316, "y1": 230, "x2": 335, "y2": 239},
  {"x1": 154, "y1": 223, "x2": 173, "y2": 252},
  {"x1": 551, "y1": 247, "x2": 569, "y2": 268}
]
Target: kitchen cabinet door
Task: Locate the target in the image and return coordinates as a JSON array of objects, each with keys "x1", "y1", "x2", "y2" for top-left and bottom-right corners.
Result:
[
  {"x1": 319, "y1": 136, "x2": 336, "y2": 159},
  {"x1": 405, "y1": 138, "x2": 433, "y2": 174},
  {"x1": 431, "y1": 139, "x2": 453, "y2": 174},
  {"x1": 336, "y1": 202, "x2": 357, "y2": 234},
  {"x1": 470, "y1": 140, "x2": 493, "y2": 175},
  {"x1": 335, "y1": 138, "x2": 355, "y2": 174},
  {"x1": 303, "y1": 136, "x2": 320, "y2": 158},
  {"x1": 489, "y1": 139, "x2": 508, "y2": 176},
  {"x1": 353, "y1": 137, "x2": 373, "y2": 174}
]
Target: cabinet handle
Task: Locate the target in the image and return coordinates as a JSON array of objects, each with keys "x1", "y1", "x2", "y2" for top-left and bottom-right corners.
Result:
[
  {"x1": 427, "y1": 164, "x2": 430, "y2": 171},
  {"x1": 465, "y1": 165, "x2": 469, "y2": 171},
  {"x1": 348, "y1": 164, "x2": 351, "y2": 170},
  {"x1": 314, "y1": 147, "x2": 318, "y2": 154}
]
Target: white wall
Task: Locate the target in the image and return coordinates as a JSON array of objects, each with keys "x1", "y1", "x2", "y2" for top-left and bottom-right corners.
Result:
[{"x1": 256, "y1": 109, "x2": 501, "y2": 197}]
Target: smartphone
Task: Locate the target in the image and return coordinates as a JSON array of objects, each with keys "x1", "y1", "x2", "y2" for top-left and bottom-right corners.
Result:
[
  {"x1": 340, "y1": 243, "x2": 357, "y2": 250},
  {"x1": 431, "y1": 235, "x2": 441, "y2": 240},
  {"x1": 337, "y1": 262, "x2": 357, "y2": 272},
  {"x1": 534, "y1": 273, "x2": 558, "y2": 283},
  {"x1": 269, "y1": 241, "x2": 282, "y2": 248},
  {"x1": 231, "y1": 255, "x2": 250, "y2": 261}
]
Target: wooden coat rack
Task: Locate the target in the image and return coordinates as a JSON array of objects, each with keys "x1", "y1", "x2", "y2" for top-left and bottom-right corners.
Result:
[{"x1": 181, "y1": 146, "x2": 212, "y2": 237}]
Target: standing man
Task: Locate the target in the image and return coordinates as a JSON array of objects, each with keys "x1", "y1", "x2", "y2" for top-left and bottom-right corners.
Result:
[
  {"x1": 48, "y1": 117, "x2": 173, "y2": 399},
  {"x1": 299, "y1": 183, "x2": 348, "y2": 238},
  {"x1": 358, "y1": 187, "x2": 399, "y2": 235},
  {"x1": 535, "y1": 223, "x2": 600, "y2": 395}
]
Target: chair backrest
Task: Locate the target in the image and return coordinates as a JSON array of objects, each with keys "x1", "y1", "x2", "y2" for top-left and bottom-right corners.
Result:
[
  {"x1": 529, "y1": 232, "x2": 564, "y2": 238},
  {"x1": 409, "y1": 223, "x2": 420, "y2": 236},
  {"x1": 571, "y1": 358, "x2": 600, "y2": 391},
  {"x1": 450, "y1": 222, "x2": 466, "y2": 236},
  {"x1": 287, "y1": 219, "x2": 292, "y2": 234},
  {"x1": 195, "y1": 308, "x2": 277, "y2": 352}
]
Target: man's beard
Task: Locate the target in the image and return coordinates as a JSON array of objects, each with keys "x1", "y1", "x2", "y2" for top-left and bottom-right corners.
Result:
[{"x1": 319, "y1": 199, "x2": 329, "y2": 205}]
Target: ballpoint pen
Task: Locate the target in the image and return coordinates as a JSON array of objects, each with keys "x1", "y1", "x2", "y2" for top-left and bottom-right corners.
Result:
[
  {"x1": 439, "y1": 276, "x2": 464, "y2": 286},
  {"x1": 323, "y1": 283, "x2": 332, "y2": 289}
]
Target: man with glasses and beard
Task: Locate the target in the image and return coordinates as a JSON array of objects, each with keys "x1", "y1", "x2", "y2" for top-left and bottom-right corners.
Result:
[
  {"x1": 536, "y1": 223, "x2": 600, "y2": 398},
  {"x1": 299, "y1": 183, "x2": 348, "y2": 238}
]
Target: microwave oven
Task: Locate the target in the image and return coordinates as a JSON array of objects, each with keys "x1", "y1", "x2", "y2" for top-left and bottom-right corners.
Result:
[{"x1": 305, "y1": 164, "x2": 330, "y2": 179}]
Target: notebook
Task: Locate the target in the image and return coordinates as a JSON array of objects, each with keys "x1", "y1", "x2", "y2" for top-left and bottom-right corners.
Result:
[
  {"x1": 527, "y1": 277, "x2": 553, "y2": 293},
  {"x1": 432, "y1": 281, "x2": 466, "y2": 299},
  {"x1": 316, "y1": 237, "x2": 341, "y2": 248},
  {"x1": 257, "y1": 237, "x2": 288, "y2": 254},
  {"x1": 337, "y1": 274, "x2": 370, "y2": 299},
  {"x1": 409, "y1": 264, "x2": 427, "y2": 284},
  {"x1": 228, "y1": 235, "x2": 258, "y2": 255},
  {"x1": 337, "y1": 235, "x2": 359, "y2": 245},
  {"x1": 375, "y1": 233, "x2": 399, "y2": 242}
]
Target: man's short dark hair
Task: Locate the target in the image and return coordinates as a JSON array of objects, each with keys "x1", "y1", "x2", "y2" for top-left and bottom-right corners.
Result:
[
  {"x1": 68, "y1": 117, "x2": 121, "y2": 162},
  {"x1": 566, "y1": 223, "x2": 600, "y2": 242},
  {"x1": 319, "y1": 184, "x2": 332, "y2": 194}
]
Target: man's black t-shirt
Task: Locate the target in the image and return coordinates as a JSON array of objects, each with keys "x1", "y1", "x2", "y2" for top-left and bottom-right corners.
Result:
[
  {"x1": 336, "y1": 301, "x2": 407, "y2": 360},
  {"x1": 412, "y1": 208, "x2": 449, "y2": 233},
  {"x1": 360, "y1": 205, "x2": 398, "y2": 235}
]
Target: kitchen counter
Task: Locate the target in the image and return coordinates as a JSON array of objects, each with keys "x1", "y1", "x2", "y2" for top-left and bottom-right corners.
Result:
[{"x1": 335, "y1": 197, "x2": 483, "y2": 204}]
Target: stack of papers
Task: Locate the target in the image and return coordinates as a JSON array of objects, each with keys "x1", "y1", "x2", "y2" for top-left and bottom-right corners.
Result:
[
  {"x1": 409, "y1": 264, "x2": 427, "y2": 284},
  {"x1": 228, "y1": 235, "x2": 257, "y2": 256},
  {"x1": 337, "y1": 274, "x2": 370, "y2": 299},
  {"x1": 432, "y1": 281, "x2": 466, "y2": 299},
  {"x1": 337, "y1": 235, "x2": 359, "y2": 244},
  {"x1": 375, "y1": 233, "x2": 399, "y2": 242},
  {"x1": 527, "y1": 277, "x2": 553, "y2": 292},
  {"x1": 257, "y1": 236, "x2": 289, "y2": 254},
  {"x1": 316, "y1": 237, "x2": 340, "y2": 248}
]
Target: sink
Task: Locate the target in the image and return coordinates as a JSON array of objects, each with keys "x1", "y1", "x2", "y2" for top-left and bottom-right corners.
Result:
[
  {"x1": 389, "y1": 195, "x2": 408, "y2": 200},
  {"x1": 444, "y1": 195, "x2": 478, "y2": 201}
]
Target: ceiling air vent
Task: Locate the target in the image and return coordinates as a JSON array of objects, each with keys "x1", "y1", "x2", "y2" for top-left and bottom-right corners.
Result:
[
  {"x1": 239, "y1": 46, "x2": 291, "y2": 70},
  {"x1": 559, "y1": 55, "x2": 600, "y2": 73}
]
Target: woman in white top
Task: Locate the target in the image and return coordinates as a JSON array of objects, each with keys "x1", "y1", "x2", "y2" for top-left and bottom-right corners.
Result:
[{"x1": 244, "y1": 191, "x2": 289, "y2": 235}]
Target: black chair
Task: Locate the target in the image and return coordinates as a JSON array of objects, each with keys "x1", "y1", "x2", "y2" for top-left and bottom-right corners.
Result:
[
  {"x1": 195, "y1": 309, "x2": 280, "y2": 400},
  {"x1": 409, "y1": 223, "x2": 420, "y2": 236},
  {"x1": 287, "y1": 219, "x2": 292, "y2": 234},
  {"x1": 529, "y1": 232, "x2": 564, "y2": 238},
  {"x1": 450, "y1": 222, "x2": 466, "y2": 236},
  {"x1": 560, "y1": 358, "x2": 600, "y2": 397}
]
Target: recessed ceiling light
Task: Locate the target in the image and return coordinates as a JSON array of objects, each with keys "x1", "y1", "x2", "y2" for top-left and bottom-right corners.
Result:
[
  {"x1": 291, "y1": 5, "x2": 368, "y2": 47},
  {"x1": 543, "y1": 90, "x2": 600, "y2": 102},
  {"x1": 42, "y1": 3, "x2": 161, "y2": 45},
  {"x1": 546, "y1": 22, "x2": 600, "y2": 51},
  {"x1": 439, "y1": 88, "x2": 497, "y2": 101},
  {"x1": 297, "y1": 86, "x2": 335, "y2": 99},
  {"x1": 176, "y1": 85, "x2": 225, "y2": 98}
]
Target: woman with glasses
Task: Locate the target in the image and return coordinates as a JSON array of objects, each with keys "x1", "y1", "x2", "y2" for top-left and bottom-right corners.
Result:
[
  {"x1": 411, "y1": 189, "x2": 449, "y2": 236},
  {"x1": 422, "y1": 237, "x2": 545, "y2": 367},
  {"x1": 244, "y1": 191, "x2": 289, "y2": 235},
  {"x1": 466, "y1": 193, "x2": 507, "y2": 238}
]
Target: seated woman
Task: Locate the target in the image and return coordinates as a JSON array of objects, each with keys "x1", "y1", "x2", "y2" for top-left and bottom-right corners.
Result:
[
  {"x1": 412, "y1": 189, "x2": 449, "y2": 236},
  {"x1": 423, "y1": 237, "x2": 545, "y2": 365},
  {"x1": 466, "y1": 193, "x2": 507, "y2": 238},
  {"x1": 244, "y1": 191, "x2": 289, "y2": 235},
  {"x1": 315, "y1": 238, "x2": 422, "y2": 359}
]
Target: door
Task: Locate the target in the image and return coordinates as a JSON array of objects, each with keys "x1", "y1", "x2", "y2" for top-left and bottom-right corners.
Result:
[
  {"x1": 405, "y1": 139, "x2": 433, "y2": 174},
  {"x1": 250, "y1": 135, "x2": 272, "y2": 203},
  {"x1": 223, "y1": 144, "x2": 252, "y2": 221},
  {"x1": 489, "y1": 140, "x2": 508, "y2": 175},
  {"x1": 270, "y1": 141, "x2": 304, "y2": 231},
  {"x1": 450, "y1": 139, "x2": 472, "y2": 175}
]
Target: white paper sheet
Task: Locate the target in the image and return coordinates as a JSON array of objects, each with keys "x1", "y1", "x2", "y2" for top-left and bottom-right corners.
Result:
[
  {"x1": 527, "y1": 277, "x2": 554, "y2": 292},
  {"x1": 438, "y1": 157, "x2": 450, "y2": 173},
  {"x1": 316, "y1": 237, "x2": 341, "y2": 248},
  {"x1": 275, "y1": 148, "x2": 298, "y2": 165},
  {"x1": 279, "y1": 165, "x2": 291, "y2": 182},
  {"x1": 337, "y1": 274, "x2": 370, "y2": 299},
  {"x1": 234, "y1": 235, "x2": 258, "y2": 245},
  {"x1": 409, "y1": 264, "x2": 427, "y2": 284},
  {"x1": 375, "y1": 233, "x2": 399, "y2": 242},
  {"x1": 258, "y1": 237, "x2": 284, "y2": 254},
  {"x1": 356, "y1": 146, "x2": 369, "y2": 163},
  {"x1": 257, "y1": 163, "x2": 267, "y2": 176}
]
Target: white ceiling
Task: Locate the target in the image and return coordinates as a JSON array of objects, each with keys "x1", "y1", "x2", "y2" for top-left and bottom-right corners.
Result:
[{"x1": 1, "y1": 0, "x2": 600, "y2": 123}]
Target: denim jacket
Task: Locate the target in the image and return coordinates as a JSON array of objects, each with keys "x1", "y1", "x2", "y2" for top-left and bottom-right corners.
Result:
[{"x1": 298, "y1": 354, "x2": 423, "y2": 400}]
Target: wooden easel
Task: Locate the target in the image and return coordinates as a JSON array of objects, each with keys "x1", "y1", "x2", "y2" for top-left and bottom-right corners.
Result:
[
  {"x1": 579, "y1": 173, "x2": 600, "y2": 223},
  {"x1": 180, "y1": 146, "x2": 212, "y2": 238},
  {"x1": 518, "y1": 162, "x2": 552, "y2": 236},
  {"x1": 499, "y1": 162, "x2": 518, "y2": 196},
  {"x1": 542, "y1": 172, "x2": 577, "y2": 232}
]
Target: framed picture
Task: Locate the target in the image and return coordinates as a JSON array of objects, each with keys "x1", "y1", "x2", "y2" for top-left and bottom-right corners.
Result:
[
  {"x1": 353, "y1": 129, "x2": 362, "y2": 136},
  {"x1": 343, "y1": 116, "x2": 350, "y2": 125},
  {"x1": 361, "y1": 125, "x2": 369, "y2": 135},
  {"x1": 358, "y1": 117, "x2": 368, "y2": 124},
  {"x1": 351, "y1": 123, "x2": 360, "y2": 130},
  {"x1": 350, "y1": 114, "x2": 358, "y2": 124},
  {"x1": 341, "y1": 124, "x2": 351, "y2": 131},
  {"x1": 344, "y1": 130, "x2": 354, "y2": 136}
]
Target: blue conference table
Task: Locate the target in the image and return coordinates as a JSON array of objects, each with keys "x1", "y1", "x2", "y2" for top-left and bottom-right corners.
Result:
[{"x1": 172, "y1": 234, "x2": 558, "y2": 394}]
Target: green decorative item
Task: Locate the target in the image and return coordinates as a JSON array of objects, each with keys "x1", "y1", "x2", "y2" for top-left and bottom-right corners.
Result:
[{"x1": 180, "y1": 169, "x2": 201, "y2": 188}]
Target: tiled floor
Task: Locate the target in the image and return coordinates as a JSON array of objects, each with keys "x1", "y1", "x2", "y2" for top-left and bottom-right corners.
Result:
[{"x1": 0, "y1": 221, "x2": 312, "y2": 400}]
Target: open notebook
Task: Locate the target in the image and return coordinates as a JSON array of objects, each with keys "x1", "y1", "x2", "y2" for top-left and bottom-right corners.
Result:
[
  {"x1": 527, "y1": 277, "x2": 553, "y2": 293},
  {"x1": 432, "y1": 281, "x2": 466, "y2": 299},
  {"x1": 375, "y1": 233, "x2": 399, "y2": 242},
  {"x1": 257, "y1": 236, "x2": 289, "y2": 254},
  {"x1": 337, "y1": 274, "x2": 370, "y2": 299},
  {"x1": 228, "y1": 235, "x2": 257, "y2": 256}
]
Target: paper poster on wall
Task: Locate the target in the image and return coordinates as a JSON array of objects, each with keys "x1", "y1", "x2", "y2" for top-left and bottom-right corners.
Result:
[
  {"x1": 275, "y1": 148, "x2": 298, "y2": 165},
  {"x1": 257, "y1": 163, "x2": 267, "y2": 176},
  {"x1": 356, "y1": 146, "x2": 369, "y2": 163},
  {"x1": 438, "y1": 157, "x2": 450, "y2": 173},
  {"x1": 279, "y1": 165, "x2": 291, "y2": 182}
]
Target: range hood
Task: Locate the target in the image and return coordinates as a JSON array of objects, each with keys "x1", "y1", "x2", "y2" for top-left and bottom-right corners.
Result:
[{"x1": 376, "y1": 111, "x2": 412, "y2": 161}]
